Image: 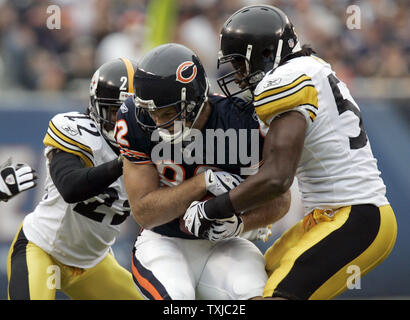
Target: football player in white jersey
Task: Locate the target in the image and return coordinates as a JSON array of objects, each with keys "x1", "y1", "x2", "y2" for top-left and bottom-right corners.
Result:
[
  {"x1": 7, "y1": 58, "x2": 143, "y2": 300},
  {"x1": 184, "y1": 5, "x2": 397, "y2": 300},
  {"x1": 0, "y1": 159, "x2": 37, "y2": 202}
]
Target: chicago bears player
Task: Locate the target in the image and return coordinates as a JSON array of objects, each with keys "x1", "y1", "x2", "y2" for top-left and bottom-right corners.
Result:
[
  {"x1": 115, "y1": 43, "x2": 291, "y2": 300},
  {"x1": 184, "y1": 5, "x2": 397, "y2": 300},
  {"x1": 0, "y1": 159, "x2": 37, "y2": 202},
  {"x1": 7, "y1": 58, "x2": 143, "y2": 300}
]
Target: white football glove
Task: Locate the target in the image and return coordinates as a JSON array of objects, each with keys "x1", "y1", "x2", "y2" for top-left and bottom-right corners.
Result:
[
  {"x1": 183, "y1": 201, "x2": 215, "y2": 239},
  {"x1": 205, "y1": 169, "x2": 244, "y2": 197},
  {"x1": 183, "y1": 200, "x2": 242, "y2": 240},
  {"x1": 241, "y1": 225, "x2": 273, "y2": 242},
  {"x1": 207, "y1": 215, "x2": 244, "y2": 242},
  {"x1": 0, "y1": 160, "x2": 37, "y2": 202}
]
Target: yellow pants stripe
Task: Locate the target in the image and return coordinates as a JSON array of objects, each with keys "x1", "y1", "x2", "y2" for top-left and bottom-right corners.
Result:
[{"x1": 263, "y1": 204, "x2": 397, "y2": 300}]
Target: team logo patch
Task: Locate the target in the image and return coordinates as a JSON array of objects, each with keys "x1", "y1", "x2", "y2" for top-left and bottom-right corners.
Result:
[
  {"x1": 62, "y1": 124, "x2": 79, "y2": 136},
  {"x1": 176, "y1": 61, "x2": 197, "y2": 84},
  {"x1": 5, "y1": 174, "x2": 15, "y2": 185},
  {"x1": 120, "y1": 103, "x2": 128, "y2": 113},
  {"x1": 90, "y1": 70, "x2": 99, "y2": 95},
  {"x1": 263, "y1": 78, "x2": 281, "y2": 88}
]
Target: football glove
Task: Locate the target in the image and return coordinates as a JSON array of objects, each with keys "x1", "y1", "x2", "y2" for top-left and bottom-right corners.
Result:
[
  {"x1": 241, "y1": 225, "x2": 273, "y2": 242},
  {"x1": 0, "y1": 160, "x2": 37, "y2": 202},
  {"x1": 183, "y1": 200, "x2": 243, "y2": 241},
  {"x1": 204, "y1": 169, "x2": 243, "y2": 197},
  {"x1": 207, "y1": 215, "x2": 244, "y2": 242}
]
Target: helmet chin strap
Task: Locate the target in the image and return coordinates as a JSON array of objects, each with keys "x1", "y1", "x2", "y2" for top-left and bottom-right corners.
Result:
[{"x1": 273, "y1": 39, "x2": 283, "y2": 69}]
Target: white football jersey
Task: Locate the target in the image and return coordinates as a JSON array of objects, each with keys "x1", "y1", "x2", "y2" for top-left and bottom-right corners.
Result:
[
  {"x1": 254, "y1": 56, "x2": 388, "y2": 214},
  {"x1": 23, "y1": 112, "x2": 130, "y2": 268}
]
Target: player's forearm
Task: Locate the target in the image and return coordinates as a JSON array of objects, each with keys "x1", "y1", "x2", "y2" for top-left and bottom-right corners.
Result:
[
  {"x1": 49, "y1": 150, "x2": 123, "y2": 203},
  {"x1": 241, "y1": 189, "x2": 291, "y2": 232},
  {"x1": 132, "y1": 173, "x2": 207, "y2": 229}
]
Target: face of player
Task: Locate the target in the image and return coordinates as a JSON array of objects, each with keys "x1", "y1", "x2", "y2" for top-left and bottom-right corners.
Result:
[
  {"x1": 102, "y1": 105, "x2": 119, "y2": 133},
  {"x1": 148, "y1": 106, "x2": 192, "y2": 134},
  {"x1": 231, "y1": 58, "x2": 249, "y2": 90}
]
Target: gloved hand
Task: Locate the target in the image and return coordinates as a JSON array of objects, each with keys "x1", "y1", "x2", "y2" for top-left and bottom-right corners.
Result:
[
  {"x1": 241, "y1": 225, "x2": 273, "y2": 242},
  {"x1": 0, "y1": 160, "x2": 37, "y2": 202},
  {"x1": 183, "y1": 200, "x2": 244, "y2": 242},
  {"x1": 204, "y1": 169, "x2": 243, "y2": 197},
  {"x1": 207, "y1": 215, "x2": 244, "y2": 242}
]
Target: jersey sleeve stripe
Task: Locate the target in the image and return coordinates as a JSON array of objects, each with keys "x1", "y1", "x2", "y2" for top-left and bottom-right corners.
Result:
[
  {"x1": 44, "y1": 121, "x2": 94, "y2": 167},
  {"x1": 120, "y1": 147, "x2": 150, "y2": 159},
  {"x1": 255, "y1": 85, "x2": 318, "y2": 124},
  {"x1": 254, "y1": 74, "x2": 312, "y2": 102},
  {"x1": 255, "y1": 78, "x2": 315, "y2": 107},
  {"x1": 303, "y1": 104, "x2": 318, "y2": 122},
  {"x1": 44, "y1": 132, "x2": 94, "y2": 167},
  {"x1": 120, "y1": 149, "x2": 152, "y2": 164},
  {"x1": 48, "y1": 120, "x2": 93, "y2": 155},
  {"x1": 307, "y1": 110, "x2": 316, "y2": 121}
]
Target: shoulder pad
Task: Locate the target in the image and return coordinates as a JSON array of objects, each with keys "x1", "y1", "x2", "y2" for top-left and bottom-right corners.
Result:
[
  {"x1": 43, "y1": 112, "x2": 99, "y2": 167},
  {"x1": 253, "y1": 63, "x2": 318, "y2": 125}
]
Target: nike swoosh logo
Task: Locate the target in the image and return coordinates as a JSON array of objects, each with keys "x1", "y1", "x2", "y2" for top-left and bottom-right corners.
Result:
[{"x1": 208, "y1": 174, "x2": 213, "y2": 184}]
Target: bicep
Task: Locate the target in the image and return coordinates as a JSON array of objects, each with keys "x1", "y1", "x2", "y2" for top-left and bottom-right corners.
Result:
[
  {"x1": 262, "y1": 111, "x2": 307, "y2": 181},
  {"x1": 123, "y1": 158, "x2": 160, "y2": 201}
]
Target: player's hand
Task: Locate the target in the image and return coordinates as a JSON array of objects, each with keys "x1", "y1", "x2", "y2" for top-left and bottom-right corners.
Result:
[
  {"x1": 207, "y1": 215, "x2": 244, "y2": 242},
  {"x1": 204, "y1": 169, "x2": 243, "y2": 197},
  {"x1": 241, "y1": 225, "x2": 273, "y2": 242},
  {"x1": 183, "y1": 200, "x2": 243, "y2": 241},
  {"x1": 183, "y1": 201, "x2": 214, "y2": 239},
  {"x1": 0, "y1": 161, "x2": 37, "y2": 202}
]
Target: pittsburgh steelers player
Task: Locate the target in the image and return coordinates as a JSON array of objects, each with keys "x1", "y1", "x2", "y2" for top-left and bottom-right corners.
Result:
[
  {"x1": 7, "y1": 58, "x2": 143, "y2": 300},
  {"x1": 184, "y1": 5, "x2": 397, "y2": 300},
  {"x1": 115, "y1": 43, "x2": 291, "y2": 300},
  {"x1": 1, "y1": 159, "x2": 37, "y2": 202}
]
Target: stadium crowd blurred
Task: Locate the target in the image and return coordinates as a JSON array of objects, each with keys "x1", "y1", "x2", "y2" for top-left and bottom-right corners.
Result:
[{"x1": 0, "y1": 0, "x2": 408, "y2": 93}]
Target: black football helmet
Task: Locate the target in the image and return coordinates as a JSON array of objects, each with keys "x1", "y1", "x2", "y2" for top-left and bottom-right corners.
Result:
[
  {"x1": 88, "y1": 58, "x2": 137, "y2": 148},
  {"x1": 217, "y1": 5, "x2": 300, "y2": 107},
  {"x1": 133, "y1": 43, "x2": 209, "y2": 143}
]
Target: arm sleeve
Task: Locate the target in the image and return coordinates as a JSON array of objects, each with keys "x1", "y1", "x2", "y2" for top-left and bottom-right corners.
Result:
[{"x1": 49, "y1": 149, "x2": 123, "y2": 203}]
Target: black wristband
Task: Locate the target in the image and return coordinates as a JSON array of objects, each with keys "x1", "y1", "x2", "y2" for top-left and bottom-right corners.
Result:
[{"x1": 203, "y1": 192, "x2": 236, "y2": 219}]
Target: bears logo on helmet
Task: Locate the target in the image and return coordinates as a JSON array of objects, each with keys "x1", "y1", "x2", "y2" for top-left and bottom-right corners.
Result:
[{"x1": 176, "y1": 61, "x2": 197, "y2": 84}]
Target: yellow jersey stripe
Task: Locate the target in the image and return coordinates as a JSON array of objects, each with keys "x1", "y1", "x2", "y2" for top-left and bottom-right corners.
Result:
[
  {"x1": 256, "y1": 85, "x2": 318, "y2": 124},
  {"x1": 43, "y1": 133, "x2": 94, "y2": 168},
  {"x1": 254, "y1": 74, "x2": 311, "y2": 102},
  {"x1": 121, "y1": 58, "x2": 135, "y2": 93},
  {"x1": 48, "y1": 121, "x2": 92, "y2": 155},
  {"x1": 307, "y1": 110, "x2": 316, "y2": 121}
]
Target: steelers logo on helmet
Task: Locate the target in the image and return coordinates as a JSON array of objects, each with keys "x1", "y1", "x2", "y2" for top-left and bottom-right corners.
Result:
[{"x1": 89, "y1": 70, "x2": 99, "y2": 96}]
